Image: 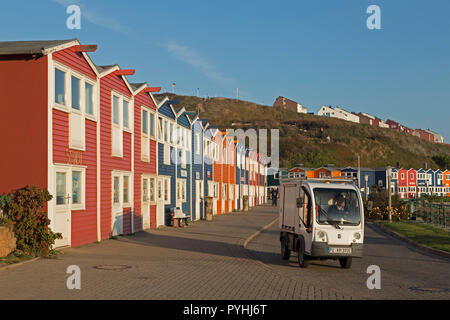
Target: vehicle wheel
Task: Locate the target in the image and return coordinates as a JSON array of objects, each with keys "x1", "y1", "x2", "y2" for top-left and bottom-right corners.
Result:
[
  {"x1": 281, "y1": 235, "x2": 291, "y2": 260},
  {"x1": 339, "y1": 257, "x2": 352, "y2": 269},
  {"x1": 297, "y1": 239, "x2": 309, "y2": 268}
]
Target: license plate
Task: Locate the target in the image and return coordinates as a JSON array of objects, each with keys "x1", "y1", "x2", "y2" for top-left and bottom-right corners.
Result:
[{"x1": 327, "y1": 247, "x2": 352, "y2": 254}]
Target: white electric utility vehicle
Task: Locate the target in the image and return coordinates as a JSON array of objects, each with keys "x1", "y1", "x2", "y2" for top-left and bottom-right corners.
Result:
[{"x1": 279, "y1": 177, "x2": 364, "y2": 268}]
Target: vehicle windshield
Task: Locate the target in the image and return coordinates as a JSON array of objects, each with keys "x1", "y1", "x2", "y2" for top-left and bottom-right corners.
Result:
[{"x1": 313, "y1": 188, "x2": 361, "y2": 226}]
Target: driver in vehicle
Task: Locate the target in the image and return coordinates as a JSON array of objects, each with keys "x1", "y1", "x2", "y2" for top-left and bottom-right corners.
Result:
[{"x1": 327, "y1": 194, "x2": 350, "y2": 219}]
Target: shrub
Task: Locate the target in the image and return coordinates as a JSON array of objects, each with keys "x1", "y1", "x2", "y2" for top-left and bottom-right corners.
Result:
[
  {"x1": 0, "y1": 194, "x2": 13, "y2": 227},
  {"x1": 368, "y1": 205, "x2": 411, "y2": 221},
  {"x1": 6, "y1": 186, "x2": 62, "y2": 257}
]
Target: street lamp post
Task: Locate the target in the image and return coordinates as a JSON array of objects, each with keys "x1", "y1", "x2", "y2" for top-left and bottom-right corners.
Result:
[{"x1": 387, "y1": 166, "x2": 392, "y2": 222}]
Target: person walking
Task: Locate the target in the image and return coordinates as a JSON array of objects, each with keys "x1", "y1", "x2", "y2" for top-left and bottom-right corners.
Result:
[{"x1": 271, "y1": 188, "x2": 278, "y2": 206}]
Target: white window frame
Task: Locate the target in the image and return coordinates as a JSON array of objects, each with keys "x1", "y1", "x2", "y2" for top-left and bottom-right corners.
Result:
[
  {"x1": 163, "y1": 177, "x2": 171, "y2": 205},
  {"x1": 111, "y1": 171, "x2": 133, "y2": 208},
  {"x1": 111, "y1": 91, "x2": 133, "y2": 157},
  {"x1": 141, "y1": 106, "x2": 156, "y2": 162},
  {"x1": 54, "y1": 164, "x2": 86, "y2": 211},
  {"x1": 52, "y1": 63, "x2": 99, "y2": 152},
  {"x1": 52, "y1": 62, "x2": 98, "y2": 121},
  {"x1": 158, "y1": 116, "x2": 164, "y2": 141}
]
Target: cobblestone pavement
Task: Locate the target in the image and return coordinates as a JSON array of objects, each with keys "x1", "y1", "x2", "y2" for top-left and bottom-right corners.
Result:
[
  {"x1": 0, "y1": 204, "x2": 448, "y2": 299},
  {"x1": 246, "y1": 218, "x2": 450, "y2": 299}
]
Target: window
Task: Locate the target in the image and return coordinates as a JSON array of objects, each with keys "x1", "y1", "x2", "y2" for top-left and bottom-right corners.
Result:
[
  {"x1": 164, "y1": 178, "x2": 169, "y2": 203},
  {"x1": 410, "y1": 173, "x2": 414, "y2": 180},
  {"x1": 158, "y1": 117, "x2": 163, "y2": 140},
  {"x1": 401, "y1": 173, "x2": 405, "y2": 180},
  {"x1": 113, "y1": 177, "x2": 120, "y2": 204},
  {"x1": 56, "y1": 172, "x2": 66, "y2": 205},
  {"x1": 164, "y1": 120, "x2": 168, "y2": 142},
  {"x1": 182, "y1": 180, "x2": 186, "y2": 202},
  {"x1": 85, "y1": 82, "x2": 94, "y2": 115},
  {"x1": 123, "y1": 176, "x2": 129, "y2": 203},
  {"x1": 71, "y1": 76, "x2": 80, "y2": 111},
  {"x1": 112, "y1": 93, "x2": 132, "y2": 157},
  {"x1": 143, "y1": 178, "x2": 148, "y2": 202},
  {"x1": 55, "y1": 69, "x2": 66, "y2": 105},
  {"x1": 123, "y1": 100, "x2": 129, "y2": 129},
  {"x1": 150, "y1": 113, "x2": 155, "y2": 137},
  {"x1": 113, "y1": 96, "x2": 120, "y2": 125},
  {"x1": 149, "y1": 178, "x2": 155, "y2": 202},
  {"x1": 142, "y1": 109, "x2": 148, "y2": 134},
  {"x1": 158, "y1": 180, "x2": 162, "y2": 200},
  {"x1": 170, "y1": 123, "x2": 174, "y2": 144},
  {"x1": 72, "y1": 171, "x2": 82, "y2": 204}
]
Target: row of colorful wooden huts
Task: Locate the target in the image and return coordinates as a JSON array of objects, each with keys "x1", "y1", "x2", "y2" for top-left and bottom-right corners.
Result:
[
  {"x1": 0, "y1": 39, "x2": 268, "y2": 248},
  {"x1": 270, "y1": 166, "x2": 450, "y2": 199}
]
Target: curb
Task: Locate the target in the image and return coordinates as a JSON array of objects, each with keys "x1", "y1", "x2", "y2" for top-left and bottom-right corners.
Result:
[
  {"x1": 0, "y1": 257, "x2": 40, "y2": 271},
  {"x1": 242, "y1": 216, "x2": 279, "y2": 248},
  {"x1": 368, "y1": 221, "x2": 450, "y2": 259}
]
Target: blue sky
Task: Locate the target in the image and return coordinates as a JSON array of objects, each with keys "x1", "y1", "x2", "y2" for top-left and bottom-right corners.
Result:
[{"x1": 1, "y1": 0, "x2": 449, "y2": 141}]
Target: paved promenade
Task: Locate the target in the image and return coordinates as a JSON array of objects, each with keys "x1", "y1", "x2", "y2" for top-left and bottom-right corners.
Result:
[{"x1": 0, "y1": 204, "x2": 448, "y2": 299}]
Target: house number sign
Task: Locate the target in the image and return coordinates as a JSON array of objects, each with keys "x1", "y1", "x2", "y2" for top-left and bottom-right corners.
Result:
[{"x1": 66, "y1": 149, "x2": 83, "y2": 165}]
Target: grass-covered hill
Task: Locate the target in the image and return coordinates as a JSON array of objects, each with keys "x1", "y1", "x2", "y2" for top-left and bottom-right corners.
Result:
[{"x1": 154, "y1": 93, "x2": 450, "y2": 169}]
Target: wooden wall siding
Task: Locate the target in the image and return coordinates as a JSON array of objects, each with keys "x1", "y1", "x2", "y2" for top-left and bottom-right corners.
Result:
[
  {"x1": 176, "y1": 148, "x2": 191, "y2": 213},
  {"x1": 159, "y1": 102, "x2": 176, "y2": 120},
  {"x1": 204, "y1": 162, "x2": 213, "y2": 198},
  {"x1": 53, "y1": 108, "x2": 98, "y2": 246},
  {"x1": 99, "y1": 73, "x2": 133, "y2": 239},
  {"x1": 213, "y1": 134, "x2": 223, "y2": 214},
  {"x1": 177, "y1": 113, "x2": 190, "y2": 128},
  {"x1": 158, "y1": 142, "x2": 176, "y2": 225},
  {"x1": 133, "y1": 91, "x2": 157, "y2": 231},
  {"x1": 191, "y1": 122, "x2": 203, "y2": 220},
  {"x1": 0, "y1": 56, "x2": 48, "y2": 194},
  {"x1": 53, "y1": 48, "x2": 96, "y2": 80},
  {"x1": 51, "y1": 47, "x2": 100, "y2": 247}
]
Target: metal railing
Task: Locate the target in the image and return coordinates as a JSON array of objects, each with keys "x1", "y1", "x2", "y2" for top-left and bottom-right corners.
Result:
[{"x1": 408, "y1": 199, "x2": 449, "y2": 228}]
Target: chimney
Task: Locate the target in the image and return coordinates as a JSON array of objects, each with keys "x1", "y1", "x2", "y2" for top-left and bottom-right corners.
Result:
[
  {"x1": 424, "y1": 162, "x2": 428, "y2": 170},
  {"x1": 396, "y1": 162, "x2": 400, "y2": 169}
]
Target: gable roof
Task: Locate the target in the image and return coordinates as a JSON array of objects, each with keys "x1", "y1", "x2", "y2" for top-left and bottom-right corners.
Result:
[
  {"x1": 94, "y1": 64, "x2": 119, "y2": 77},
  {"x1": 0, "y1": 39, "x2": 78, "y2": 56},
  {"x1": 130, "y1": 82, "x2": 146, "y2": 92},
  {"x1": 185, "y1": 112, "x2": 199, "y2": 124}
]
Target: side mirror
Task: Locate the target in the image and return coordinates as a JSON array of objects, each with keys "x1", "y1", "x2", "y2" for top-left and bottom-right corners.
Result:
[{"x1": 296, "y1": 197, "x2": 304, "y2": 208}]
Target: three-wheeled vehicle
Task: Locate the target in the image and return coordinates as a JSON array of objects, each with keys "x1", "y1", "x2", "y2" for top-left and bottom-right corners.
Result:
[{"x1": 279, "y1": 177, "x2": 364, "y2": 268}]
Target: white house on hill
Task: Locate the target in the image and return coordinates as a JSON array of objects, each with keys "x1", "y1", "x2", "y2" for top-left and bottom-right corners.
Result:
[{"x1": 317, "y1": 106, "x2": 360, "y2": 123}]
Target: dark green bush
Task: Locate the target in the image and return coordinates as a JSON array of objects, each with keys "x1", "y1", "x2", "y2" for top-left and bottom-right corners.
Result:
[{"x1": 6, "y1": 186, "x2": 62, "y2": 257}]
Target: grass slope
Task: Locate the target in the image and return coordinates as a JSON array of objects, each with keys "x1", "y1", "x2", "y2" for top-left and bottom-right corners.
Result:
[
  {"x1": 155, "y1": 93, "x2": 450, "y2": 169},
  {"x1": 379, "y1": 221, "x2": 450, "y2": 252}
]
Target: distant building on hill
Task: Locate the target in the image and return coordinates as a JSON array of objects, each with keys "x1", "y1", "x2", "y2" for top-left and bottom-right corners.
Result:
[
  {"x1": 273, "y1": 96, "x2": 307, "y2": 114},
  {"x1": 318, "y1": 105, "x2": 360, "y2": 123},
  {"x1": 356, "y1": 112, "x2": 389, "y2": 128},
  {"x1": 415, "y1": 128, "x2": 444, "y2": 143},
  {"x1": 386, "y1": 119, "x2": 405, "y2": 132}
]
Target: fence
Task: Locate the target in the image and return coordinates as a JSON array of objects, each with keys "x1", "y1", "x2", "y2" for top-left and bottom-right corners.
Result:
[{"x1": 407, "y1": 199, "x2": 449, "y2": 228}]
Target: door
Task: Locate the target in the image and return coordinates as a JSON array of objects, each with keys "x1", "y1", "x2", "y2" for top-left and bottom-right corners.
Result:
[
  {"x1": 54, "y1": 168, "x2": 71, "y2": 247},
  {"x1": 222, "y1": 184, "x2": 226, "y2": 213},
  {"x1": 195, "y1": 180, "x2": 203, "y2": 220},
  {"x1": 112, "y1": 174, "x2": 123, "y2": 236},
  {"x1": 142, "y1": 176, "x2": 150, "y2": 229},
  {"x1": 156, "y1": 177, "x2": 165, "y2": 227},
  {"x1": 213, "y1": 182, "x2": 218, "y2": 215}
]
